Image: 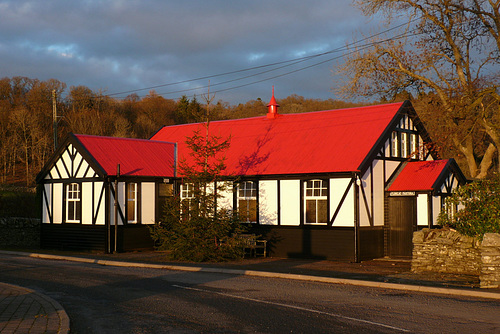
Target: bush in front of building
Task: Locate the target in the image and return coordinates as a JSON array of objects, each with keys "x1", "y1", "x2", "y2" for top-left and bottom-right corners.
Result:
[
  {"x1": 150, "y1": 195, "x2": 248, "y2": 262},
  {"x1": 150, "y1": 128, "x2": 248, "y2": 262},
  {"x1": 438, "y1": 177, "x2": 500, "y2": 239}
]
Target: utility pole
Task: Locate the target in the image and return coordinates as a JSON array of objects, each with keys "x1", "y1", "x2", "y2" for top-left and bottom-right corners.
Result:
[
  {"x1": 114, "y1": 164, "x2": 120, "y2": 253},
  {"x1": 52, "y1": 90, "x2": 58, "y2": 150}
]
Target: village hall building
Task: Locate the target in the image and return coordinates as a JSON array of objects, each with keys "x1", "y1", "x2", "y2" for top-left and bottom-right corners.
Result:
[{"x1": 36, "y1": 96, "x2": 467, "y2": 261}]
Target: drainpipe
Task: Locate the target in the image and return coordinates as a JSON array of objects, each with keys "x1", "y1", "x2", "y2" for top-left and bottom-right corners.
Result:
[{"x1": 354, "y1": 173, "x2": 361, "y2": 263}]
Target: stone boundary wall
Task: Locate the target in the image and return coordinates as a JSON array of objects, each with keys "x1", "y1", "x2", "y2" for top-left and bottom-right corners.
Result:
[
  {"x1": 412, "y1": 228, "x2": 500, "y2": 288},
  {"x1": 0, "y1": 217, "x2": 41, "y2": 248}
]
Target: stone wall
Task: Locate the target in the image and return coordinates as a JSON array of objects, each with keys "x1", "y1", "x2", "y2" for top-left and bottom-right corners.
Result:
[
  {"x1": 0, "y1": 217, "x2": 41, "y2": 248},
  {"x1": 480, "y1": 233, "x2": 500, "y2": 288},
  {"x1": 412, "y1": 228, "x2": 500, "y2": 288}
]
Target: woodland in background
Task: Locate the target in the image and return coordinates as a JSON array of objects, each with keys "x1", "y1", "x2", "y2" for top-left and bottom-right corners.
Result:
[
  {"x1": 1, "y1": 75, "x2": 494, "y2": 188},
  {"x1": 0, "y1": 76, "x2": 362, "y2": 187}
]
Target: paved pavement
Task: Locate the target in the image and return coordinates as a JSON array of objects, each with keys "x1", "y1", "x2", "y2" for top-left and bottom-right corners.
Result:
[
  {"x1": 1, "y1": 250, "x2": 500, "y2": 333},
  {"x1": 0, "y1": 281, "x2": 69, "y2": 334}
]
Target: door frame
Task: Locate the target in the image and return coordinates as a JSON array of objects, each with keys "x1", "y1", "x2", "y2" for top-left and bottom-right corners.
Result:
[{"x1": 386, "y1": 193, "x2": 417, "y2": 258}]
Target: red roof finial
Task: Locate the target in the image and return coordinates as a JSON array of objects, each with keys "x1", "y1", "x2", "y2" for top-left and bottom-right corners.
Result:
[{"x1": 267, "y1": 86, "x2": 280, "y2": 119}]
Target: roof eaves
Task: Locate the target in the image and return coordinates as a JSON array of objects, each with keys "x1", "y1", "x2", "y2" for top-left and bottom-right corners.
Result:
[
  {"x1": 71, "y1": 134, "x2": 108, "y2": 178},
  {"x1": 36, "y1": 135, "x2": 73, "y2": 183}
]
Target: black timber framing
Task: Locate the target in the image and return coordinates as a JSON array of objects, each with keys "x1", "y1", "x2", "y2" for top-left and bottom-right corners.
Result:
[
  {"x1": 249, "y1": 225, "x2": 382, "y2": 261},
  {"x1": 41, "y1": 224, "x2": 106, "y2": 251},
  {"x1": 41, "y1": 224, "x2": 154, "y2": 252}
]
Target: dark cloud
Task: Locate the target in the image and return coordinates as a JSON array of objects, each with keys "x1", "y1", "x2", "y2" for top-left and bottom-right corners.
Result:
[{"x1": 0, "y1": 0, "x2": 379, "y2": 104}]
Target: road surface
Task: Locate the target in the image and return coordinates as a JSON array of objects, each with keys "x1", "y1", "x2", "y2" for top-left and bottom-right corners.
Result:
[{"x1": 1, "y1": 253, "x2": 499, "y2": 333}]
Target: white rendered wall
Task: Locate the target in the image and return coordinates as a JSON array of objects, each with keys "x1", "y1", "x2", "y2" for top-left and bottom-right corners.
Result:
[
  {"x1": 385, "y1": 160, "x2": 400, "y2": 181},
  {"x1": 259, "y1": 180, "x2": 278, "y2": 225},
  {"x1": 53, "y1": 183, "x2": 63, "y2": 224},
  {"x1": 42, "y1": 184, "x2": 51, "y2": 224},
  {"x1": 417, "y1": 194, "x2": 428, "y2": 227},
  {"x1": 75, "y1": 158, "x2": 90, "y2": 178},
  {"x1": 217, "y1": 182, "x2": 233, "y2": 211},
  {"x1": 372, "y1": 159, "x2": 385, "y2": 226},
  {"x1": 82, "y1": 182, "x2": 93, "y2": 225},
  {"x1": 110, "y1": 182, "x2": 125, "y2": 226},
  {"x1": 359, "y1": 170, "x2": 372, "y2": 227},
  {"x1": 141, "y1": 182, "x2": 156, "y2": 224},
  {"x1": 330, "y1": 178, "x2": 354, "y2": 227},
  {"x1": 432, "y1": 196, "x2": 441, "y2": 225},
  {"x1": 280, "y1": 180, "x2": 300, "y2": 226},
  {"x1": 56, "y1": 157, "x2": 68, "y2": 179},
  {"x1": 94, "y1": 182, "x2": 105, "y2": 225}
]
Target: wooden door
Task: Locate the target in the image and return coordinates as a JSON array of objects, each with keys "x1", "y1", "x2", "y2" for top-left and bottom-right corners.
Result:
[{"x1": 388, "y1": 196, "x2": 416, "y2": 258}]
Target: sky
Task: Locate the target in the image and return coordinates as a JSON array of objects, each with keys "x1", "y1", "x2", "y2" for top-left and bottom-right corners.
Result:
[{"x1": 0, "y1": 0, "x2": 385, "y2": 105}]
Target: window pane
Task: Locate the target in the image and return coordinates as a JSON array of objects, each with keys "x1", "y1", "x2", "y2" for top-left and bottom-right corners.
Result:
[
  {"x1": 127, "y1": 200, "x2": 135, "y2": 221},
  {"x1": 317, "y1": 200, "x2": 328, "y2": 224},
  {"x1": 239, "y1": 199, "x2": 257, "y2": 222},
  {"x1": 305, "y1": 200, "x2": 316, "y2": 224},
  {"x1": 68, "y1": 201, "x2": 75, "y2": 221}
]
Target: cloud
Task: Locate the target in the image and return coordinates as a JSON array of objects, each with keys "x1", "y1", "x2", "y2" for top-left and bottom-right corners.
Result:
[{"x1": 0, "y1": 0, "x2": 377, "y2": 104}]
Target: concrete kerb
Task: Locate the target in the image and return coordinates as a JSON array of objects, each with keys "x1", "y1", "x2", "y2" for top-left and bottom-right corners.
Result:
[
  {"x1": 0, "y1": 281, "x2": 70, "y2": 334},
  {"x1": 3, "y1": 250, "x2": 500, "y2": 301}
]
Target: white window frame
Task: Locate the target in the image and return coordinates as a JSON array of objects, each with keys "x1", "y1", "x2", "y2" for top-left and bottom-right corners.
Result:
[
  {"x1": 180, "y1": 183, "x2": 195, "y2": 214},
  {"x1": 238, "y1": 181, "x2": 257, "y2": 223},
  {"x1": 127, "y1": 182, "x2": 138, "y2": 224},
  {"x1": 304, "y1": 179, "x2": 328, "y2": 224},
  {"x1": 66, "y1": 183, "x2": 81, "y2": 223}
]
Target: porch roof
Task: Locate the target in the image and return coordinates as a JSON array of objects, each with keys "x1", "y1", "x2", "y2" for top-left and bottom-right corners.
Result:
[{"x1": 387, "y1": 160, "x2": 451, "y2": 192}]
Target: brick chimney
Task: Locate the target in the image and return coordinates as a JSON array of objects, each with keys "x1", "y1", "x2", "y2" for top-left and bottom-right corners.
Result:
[{"x1": 266, "y1": 86, "x2": 280, "y2": 119}]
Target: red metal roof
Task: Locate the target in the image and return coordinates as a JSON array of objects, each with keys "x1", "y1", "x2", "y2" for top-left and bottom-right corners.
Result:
[
  {"x1": 151, "y1": 102, "x2": 404, "y2": 176},
  {"x1": 75, "y1": 134, "x2": 176, "y2": 177},
  {"x1": 387, "y1": 160, "x2": 450, "y2": 191}
]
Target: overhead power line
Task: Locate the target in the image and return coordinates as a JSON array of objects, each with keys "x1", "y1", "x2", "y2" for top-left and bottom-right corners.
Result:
[{"x1": 64, "y1": 16, "x2": 423, "y2": 105}]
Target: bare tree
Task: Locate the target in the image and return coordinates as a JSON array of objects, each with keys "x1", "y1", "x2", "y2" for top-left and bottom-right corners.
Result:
[{"x1": 337, "y1": 0, "x2": 500, "y2": 178}]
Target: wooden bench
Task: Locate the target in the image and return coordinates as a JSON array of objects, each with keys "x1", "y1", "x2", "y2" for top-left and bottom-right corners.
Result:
[{"x1": 240, "y1": 234, "x2": 267, "y2": 257}]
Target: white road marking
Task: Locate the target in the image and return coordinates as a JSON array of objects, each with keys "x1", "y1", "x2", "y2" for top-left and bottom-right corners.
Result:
[{"x1": 172, "y1": 284, "x2": 410, "y2": 332}]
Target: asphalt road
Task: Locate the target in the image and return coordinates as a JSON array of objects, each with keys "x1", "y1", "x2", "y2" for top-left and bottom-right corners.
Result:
[{"x1": 1, "y1": 253, "x2": 499, "y2": 333}]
